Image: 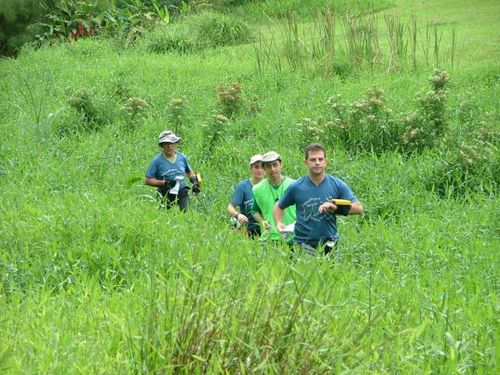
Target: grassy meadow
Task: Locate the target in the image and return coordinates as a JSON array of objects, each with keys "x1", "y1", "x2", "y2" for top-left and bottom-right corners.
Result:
[{"x1": 0, "y1": 0, "x2": 499, "y2": 373}]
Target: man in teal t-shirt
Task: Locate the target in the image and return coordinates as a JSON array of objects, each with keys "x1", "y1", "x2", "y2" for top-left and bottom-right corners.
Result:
[
  {"x1": 274, "y1": 143, "x2": 363, "y2": 255},
  {"x1": 251, "y1": 151, "x2": 296, "y2": 241}
]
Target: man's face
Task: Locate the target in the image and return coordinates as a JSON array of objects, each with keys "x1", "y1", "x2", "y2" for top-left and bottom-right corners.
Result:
[
  {"x1": 161, "y1": 142, "x2": 177, "y2": 156},
  {"x1": 305, "y1": 150, "x2": 327, "y2": 175},
  {"x1": 263, "y1": 160, "x2": 282, "y2": 179},
  {"x1": 250, "y1": 162, "x2": 265, "y2": 179}
]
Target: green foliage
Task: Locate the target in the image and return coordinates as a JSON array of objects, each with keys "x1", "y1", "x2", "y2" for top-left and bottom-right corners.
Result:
[
  {"x1": 254, "y1": 11, "x2": 459, "y2": 78},
  {"x1": 295, "y1": 117, "x2": 324, "y2": 149},
  {"x1": 430, "y1": 140, "x2": 499, "y2": 197},
  {"x1": 0, "y1": 0, "x2": 43, "y2": 56},
  {"x1": 0, "y1": 1, "x2": 498, "y2": 373},
  {"x1": 217, "y1": 82, "x2": 242, "y2": 118},
  {"x1": 145, "y1": 22, "x2": 200, "y2": 53},
  {"x1": 36, "y1": 0, "x2": 105, "y2": 43},
  {"x1": 402, "y1": 69, "x2": 450, "y2": 153},
  {"x1": 168, "y1": 97, "x2": 187, "y2": 134},
  {"x1": 145, "y1": 11, "x2": 252, "y2": 53},
  {"x1": 201, "y1": 114, "x2": 229, "y2": 159},
  {"x1": 237, "y1": 0, "x2": 392, "y2": 20},
  {"x1": 67, "y1": 88, "x2": 98, "y2": 122},
  {"x1": 428, "y1": 106, "x2": 499, "y2": 197},
  {"x1": 326, "y1": 87, "x2": 401, "y2": 154},
  {"x1": 121, "y1": 96, "x2": 149, "y2": 131},
  {"x1": 325, "y1": 70, "x2": 452, "y2": 155},
  {"x1": 107, "y1": 0, "x2": 171, "y2": 46},
  {"x1": 64, "y1": 87, "x2": 109, "y2": 133}
]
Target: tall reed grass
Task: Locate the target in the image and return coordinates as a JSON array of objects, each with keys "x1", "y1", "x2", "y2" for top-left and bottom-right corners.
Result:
[{"x1": 254, "y1": 8, "x2": 460, "y2": 77}]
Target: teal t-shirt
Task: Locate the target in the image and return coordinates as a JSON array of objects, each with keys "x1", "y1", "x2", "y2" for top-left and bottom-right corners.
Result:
[
  {"x1": 278, "y1": 174, "x2": 357, "y2": 246},
  {"x1": 230, "y1": 178, "x2": 259, "y2": 231},
  {"x1": 252, "y1": 177, "x2": 296, "y2": 240},
  {"x1": 145, "y1": 151, "x2": 192, "y2": 189}
]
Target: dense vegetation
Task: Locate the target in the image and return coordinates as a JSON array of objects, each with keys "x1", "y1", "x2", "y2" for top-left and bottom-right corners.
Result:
[{"x1": 0, "y1": 0, "x2": 498, "y2": 373}]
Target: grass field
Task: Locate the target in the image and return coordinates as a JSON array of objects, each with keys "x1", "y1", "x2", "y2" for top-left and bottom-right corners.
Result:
[{"x1": 0, "y1": 0, "x2": 498, "y2": 373}]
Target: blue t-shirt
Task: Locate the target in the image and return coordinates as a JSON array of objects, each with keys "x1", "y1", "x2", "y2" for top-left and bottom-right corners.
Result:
[
  {"x1": 230, "y1": 179, "x2": 259, "y2": 230},
  {"x1": 145, "y1": 151, "x2": 192, "y2": 189},
  {"x1": 278, "y1": 174, "x2": 358, "y2": 246}
]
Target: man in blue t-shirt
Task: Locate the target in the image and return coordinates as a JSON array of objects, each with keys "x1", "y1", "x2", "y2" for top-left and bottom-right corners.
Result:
[
  {"x1": 227, "y1": 154, "x2": 265, "y2": 237},
  {"x1": 145, "y1": 130, "x2": 200, "y2": 212},
  {"x1": 274, "y1": 143, "x2": 363, "y2": 255}
]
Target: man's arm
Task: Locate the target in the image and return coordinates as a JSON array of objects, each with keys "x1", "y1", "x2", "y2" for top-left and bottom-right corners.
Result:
[
  {"x1": 145, "y1": 176, "x2": 166, "y2": 187},
  {"x1": 318, "y1": 200, "x2": 363, "y2": 215},
  {"x1": 228, "y1": 203, "x2": 249, "y2": 224},
  {"x1": 251, "y1": 199, "x2": 270, "y2": 230},
  {"x1": 348, "y1": 201, "x2": 363, "y2": 215},
  {"x1": 273, "y1": 203, "x2": 286, "y2": 232}
]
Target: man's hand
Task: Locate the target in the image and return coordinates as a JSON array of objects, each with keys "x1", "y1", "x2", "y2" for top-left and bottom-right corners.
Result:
[
  {"x1": 163, "y1": 179, "x2": 176, "y2": 189},
  {"x1": 276, "y1": 222, "x2": 286, "y2": 232},
  {"x1": 190, "y1": 175, "x2": 200, "y2": 195},
  {"x1": 318, "y1": 202, "x2": 337, "y2": 214},
  {"x1": 235, "y1": 213, "x2": 249, "y2": 224}
]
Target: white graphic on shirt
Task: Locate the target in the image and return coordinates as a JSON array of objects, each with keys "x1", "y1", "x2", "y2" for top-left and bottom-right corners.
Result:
[{"x1": 303, "y1": 197, "x2": 334, "y2": 221}]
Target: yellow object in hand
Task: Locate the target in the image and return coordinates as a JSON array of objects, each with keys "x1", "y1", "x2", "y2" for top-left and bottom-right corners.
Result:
[
  {"x1": 196, "y1": 173, "x2": 203, "y2": 187},
  {"x1": 331, "y1": 199, "x2": 352, "y2": 206}
]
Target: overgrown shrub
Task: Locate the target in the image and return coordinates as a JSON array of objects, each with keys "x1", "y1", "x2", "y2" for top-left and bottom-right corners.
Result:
[
  {"x1": 121, "y1": 96, "x2": 149, "y2": 131},
  {"x1": 145, "y1": 11, "x2": 251, "y2": 53},
  {"x1": 324, "y1": 70, "x2": 451, "y2": 155},
  {"x1": 64, "y1": 87, "x2": 108, "y2": 133},
  {"x1": 217, "y1": 82, "x2": 242, "y2": 118},
  {"x1": 428, "y1": 139, "x2": 499, "y2": 197},
  {"x1": 36, "y1": 0, "x2": 105, "y2": 43},
  {"x1": 68, "y1": 88, "x2": 98, "y2": 122},
  {"x1": 326, "y1": 86, "x2": 400, "y2": 154},
  {"x1": 145, "y1": 22, "x2": 200, "y2": 53},
  {"x1": 168, "y1": 97, "x2": 186, "y2": 134},
  {"x1": 402, "y1": 69, "x2": 450, "y2": 153},
  {"x1": 189, "y1": 11, "x2": 251, "y2": 46},
  {"x1": 296, "y1": 118, "x2": 324, "y2": 149},
  {"x1": 0, "y1": 0, "x2": 43, "y2": 56},
  {"x1": 201, "y1": 114, "x2": 229, "y2": 159}
]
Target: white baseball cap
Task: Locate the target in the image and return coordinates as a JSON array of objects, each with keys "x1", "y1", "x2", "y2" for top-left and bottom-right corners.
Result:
[
  {"x1": 249, "y1": 154, "x2": 263, "y2": 165},
  {"x1": 261, "y1": 151, "x2": 281, "y2": 163}
]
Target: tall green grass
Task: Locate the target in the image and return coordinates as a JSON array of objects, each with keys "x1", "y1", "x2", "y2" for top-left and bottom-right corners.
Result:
[{"x1": 0, "y1": 0, "x2": 498, "y2": 373}]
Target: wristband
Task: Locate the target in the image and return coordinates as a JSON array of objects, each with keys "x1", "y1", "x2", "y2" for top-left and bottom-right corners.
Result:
[
  {"x1": 335, "y1": 205, "x2": 351, "y2": 216},
  {"x1": 189, "y1": 175, "x2": 198, "y2": 185}
]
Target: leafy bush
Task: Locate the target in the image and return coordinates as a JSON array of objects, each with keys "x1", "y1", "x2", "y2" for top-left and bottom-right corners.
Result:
[
  {"x1": 36, "y1": 0, "x2": 106, "y2": 43},
  {"x1": 0, "y1": 0, "x2": 43, "y2": 56},
  {"x1": 145, "y1": 22, "x2": 200, "y2": 53},
  {"x1": 62, "y1": 87, "x2": 110, "y2": 134},
  {"x1": 121, "y1": 96, "x2": 149, "y2": 131},
  {"x1": 217, "y1": 82, "x2": 242, "y2": 118},
  {"x1": 185, "y1": 11, "x2": 251, "y2": 47},
  {"x1": 168, "y1": 97, "x2": 187, "y2": 134},
  {"x1": 402, "y1": 69, "x2": 450, "y2": 153},
  {"x1": 428, "y1": 139, "x2": 499, "y2": 197},
  {"x1": 145, "y1": 11, "x2": 251, "y2": 53},
  {"x1": 295, "y1": 117, "x2": 324, "y2": 150},
  {"x1": 326, "y1": 87, "x2": 400, "y2": 154},
  {"x1": 324, "y1": 70, "x2": 451, "y2": 155},
  {"x1": 201, "y1": 114, "x2": 229, "y2": 159}
]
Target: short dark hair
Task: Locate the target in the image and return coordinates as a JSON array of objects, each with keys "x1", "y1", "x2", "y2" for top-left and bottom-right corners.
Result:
[{"x1": 305, "y1": 143, "x2": 326, "y2": 160}]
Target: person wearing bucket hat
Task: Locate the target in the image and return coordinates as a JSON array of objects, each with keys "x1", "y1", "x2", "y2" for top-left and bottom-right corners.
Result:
[
  {"x1": 251, "y1": 151, "x2": 296, "y2": 241},
  {"x1": 274, "y1": 143, "x2": 363, "y2": 256},
  {"x1": 227, "y1": 154, "x2": 265, "y2": 237},
  {"x1": 144, "y1": 130, "x2": 200, "y2": 212}
]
